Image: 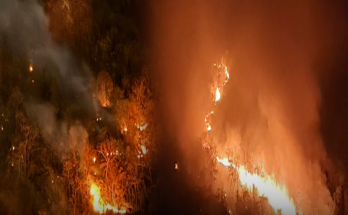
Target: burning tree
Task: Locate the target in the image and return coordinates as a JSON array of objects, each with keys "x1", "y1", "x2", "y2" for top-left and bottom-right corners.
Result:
[{"x1": 96, "y1": 71, "x2": 114, "y2": 107}]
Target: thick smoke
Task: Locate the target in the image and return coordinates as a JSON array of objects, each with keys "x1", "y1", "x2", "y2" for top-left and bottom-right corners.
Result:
[
  {"x1": 0, "y1": 0, "x2": 98, "y2": 152},
  {"x1": 0, "y1": 0, "x2": 96, "y2": 113},
  {"x1": 149, "y1": 0, "x2": 346, "y2": 214}
]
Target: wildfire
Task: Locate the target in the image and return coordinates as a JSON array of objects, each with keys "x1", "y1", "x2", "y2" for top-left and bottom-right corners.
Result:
[
  {"x1": 90, "y1": 183, "x2": 127, "y2": 214},
  {"x1": 203, "y1": 58, "x2": 297, "y2": 215},
  {"x1": 216, "y1": 157, "x2": 296, "y2": 215}
]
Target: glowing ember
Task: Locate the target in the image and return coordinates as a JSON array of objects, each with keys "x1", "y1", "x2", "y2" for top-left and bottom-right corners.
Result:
[
  {"x1": 93, "y1": 157, "x2": 96, "y2": 163},
  {"x1": 12, "y1": 146, "x2": 15, "y2": 150},
  {"x1": 90, "y1": 183, "x2": 127, "y2": 214},
  {"x1": 175, "y1": 162, "x2": 179, "y2": 170},
  {"x1": 140, "y1": 145, "x2": 147, "y2": 154},
  {"x1": 215, "y1": 88, "x2": 221, "y2": 103},
  {"x1": 140, "y1": 123, "x2": 147, "y2": 131},
  {"x1": 206, "y1": 123, "x2": 212, "y2": 132},
  {"x1": 29, "y1": 63, "x2": 33, "y2": 72},
  {"x1": 32, "y1": 80, "x2": 34, "y2": 83},
  {"x1": 124, "y1": 127, "x2": 127, "y2": 132}
]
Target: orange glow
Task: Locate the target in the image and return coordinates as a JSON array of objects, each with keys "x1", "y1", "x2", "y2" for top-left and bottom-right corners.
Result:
[
  {"x1": 203, "y1": 59, "x2": 298, "y2": 215},
  {"x1": 90, "y1": 183, "x2": 127, "y2": 214},
  {"x1": 93, "y1": 157, "x2": 96, "y2": 163},
  {"x1": 216, "y1": 157, "x2": 296, "y2": 215},
  {"x1": 29, "y1": 63, "x2": 33, "y2": 72}
]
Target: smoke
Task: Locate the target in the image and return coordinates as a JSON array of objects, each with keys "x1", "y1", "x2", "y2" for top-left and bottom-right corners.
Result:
[
  {"x1": 0, "y1": 0, "x2": 96, "y2": 112},
  {"x1": 149, "y1": 0, "x2": 347, "y2": 214},
  {"x1": 0, "y1": 0, "x2": 99, "y2": 145},
  {"x1": 25, "y1": 103, "x2": 88, "y2": 156}
]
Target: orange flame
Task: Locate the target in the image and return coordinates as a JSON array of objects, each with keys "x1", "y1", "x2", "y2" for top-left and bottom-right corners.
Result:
[
  {"x1": 90, "y1": 183, "x2": 127, "y2": 214},
  {"x1": 216, "y1": 157, "x2": 296, "y2": 215},
  {"x1": 204, "y1": 59, "x2": 298, "y2": 215}
]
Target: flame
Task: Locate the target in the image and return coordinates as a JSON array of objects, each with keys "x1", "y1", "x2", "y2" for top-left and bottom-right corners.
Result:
[
  {"x1": 216, "y1": 157, "x2": 296, "y2": 215},
  {"x1": 140, "y1": 145, "x2": 147, "y2": 154},
  {"x1": 93, "y1": 157, "x2": 96, "y2": 163},
  {"x1": 90, "y1": 183, "x2": 127, "y2": 214},
  {"x1": 203, "y1": 59, "x2": 298, "y2": 215},
  {"x1": 29, "y1": 63, "x2": 33, "y2": 72},
  {"x1": 216, "y1": 157, "x2": 231, "y2": 167},
  {"x1": 215, "y1": 88, "x2": 221, "y2": 103}
]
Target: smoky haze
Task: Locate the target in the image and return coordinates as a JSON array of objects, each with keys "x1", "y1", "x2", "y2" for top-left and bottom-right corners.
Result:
[
  {"x1": 0, "y1": 0, "x2": 96, "y2": 113},
  {"x1": 149, "y1": 0, "x2": 348, "y2": 214},
  {"x1": 0, "y1": 0, "x2": 104, "y2": 153}
]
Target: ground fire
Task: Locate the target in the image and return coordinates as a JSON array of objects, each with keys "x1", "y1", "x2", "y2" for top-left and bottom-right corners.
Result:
[{"x1": 90, "y1": 183, "x2": 128, "y2": 214}]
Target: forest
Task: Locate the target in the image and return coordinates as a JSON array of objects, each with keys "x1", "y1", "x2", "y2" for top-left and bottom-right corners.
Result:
[
  {"x1": 1, "y1": 0, "x2": 348, "y2": 215},
  {"x1": 0, "y1": 0, "x2": 160, "y2": 214}
]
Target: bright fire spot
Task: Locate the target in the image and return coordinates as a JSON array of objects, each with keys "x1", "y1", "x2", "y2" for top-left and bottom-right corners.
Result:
[
  {"x1": 12, "y1": 146, "x2": 15, "y2": 150},
  {"x1": 175, "y1": 162, "x2": 179, "y2": 170},
  {"x1": 204, "y1": 59, "x2": 297, "y2": 215},
  {"x1": 140, "y1": 123, "x2": 147, "y2": 131},
  {"x1": 224, "y1": 66, "x2": 229, "y2": 81},
  {"x1": 29, "y1": 64, "x2": 33, "y2": 72},
  {"x1": 1, "y1": 126, "x2": 3, "y2": 131},
  {"x1": 206, "y1": 123, "x2": 212, "y2": 132},
  {"x1": 124, "y1": 127, "x2": 127, "y2": 132},
  {"x1": 90, "y1": 183, "x2": 127, "y2": 214},
  {"x1": 216, "y1": 157, "x2": 296, "y2": 215},
  {"x1": 216, "y1": 157, "x2": 231, "y2": 167},
  {"x1": 93, "y1": 157, "x2": 96, "y2": 163},
  {"x1": 140, "y1": 145, "x2": 147, "y2": 154},
  {"x1": 215, "y1": 88, "x2": 221, "y2": 103}
]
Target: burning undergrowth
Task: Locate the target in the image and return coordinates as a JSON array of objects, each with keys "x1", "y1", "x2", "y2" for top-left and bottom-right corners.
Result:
[
  {"x1": 197, "y1": 58, "x2": 336, "y2": 215},
  {"x1": 149, "y1": 1, "x2": 346, "y2": 214}
]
